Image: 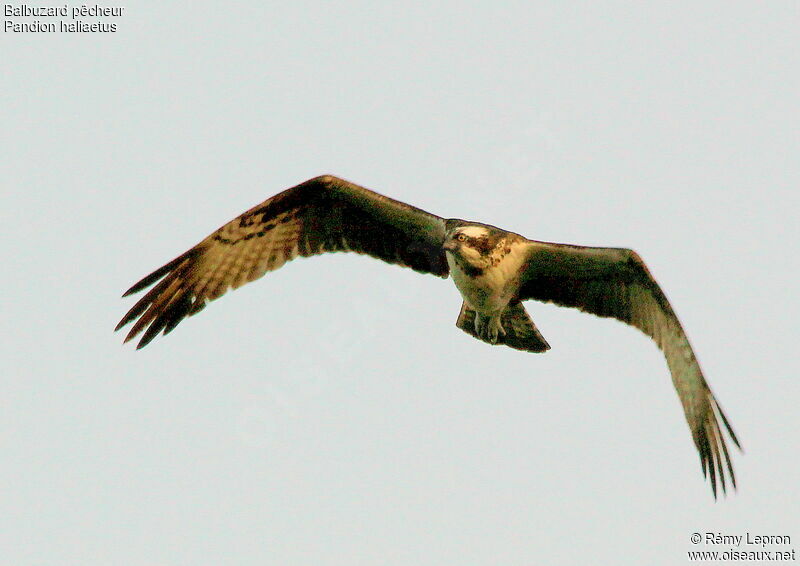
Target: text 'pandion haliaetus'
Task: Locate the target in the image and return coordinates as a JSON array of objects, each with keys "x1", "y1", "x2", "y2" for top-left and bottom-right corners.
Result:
[{"x1": 116, "y1": 175, "x2": 740, "y2": 497}]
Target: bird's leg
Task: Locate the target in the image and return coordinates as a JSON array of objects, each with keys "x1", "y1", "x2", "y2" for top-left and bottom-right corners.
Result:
[
  {"x1": 486, "y1": 314, "x2": 506, "y2": 343},
  {"x1": 473, "y1": 313, "x2": 486, "y2": 336},
  {"x1": 474, "y1": 312, "x2": 506, "y2": 343}
]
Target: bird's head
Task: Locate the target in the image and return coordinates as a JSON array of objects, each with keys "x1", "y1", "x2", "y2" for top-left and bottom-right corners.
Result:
[{"x1": 443, "y1": 222, "x2": 504, "y2": 270}]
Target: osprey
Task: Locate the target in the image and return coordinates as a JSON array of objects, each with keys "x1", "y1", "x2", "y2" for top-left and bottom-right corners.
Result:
[{"x1": 116, "y1": 174, "x2": 740, "y2": 497}]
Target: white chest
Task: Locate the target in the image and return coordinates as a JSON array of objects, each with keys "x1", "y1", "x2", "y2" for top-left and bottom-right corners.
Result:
[{"x1": 446, "y1": 242, "x2": 529, "y2": 314}]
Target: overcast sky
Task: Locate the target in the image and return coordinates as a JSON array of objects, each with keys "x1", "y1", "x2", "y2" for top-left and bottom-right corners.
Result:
[{"x1": 1, "y1": 2, "x2": 798, "y2": 565}]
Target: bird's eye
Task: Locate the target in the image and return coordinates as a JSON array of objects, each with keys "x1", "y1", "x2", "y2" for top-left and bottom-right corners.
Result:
[{"x1": 456, "y1": 234, "x2": 466, "y2": 242}]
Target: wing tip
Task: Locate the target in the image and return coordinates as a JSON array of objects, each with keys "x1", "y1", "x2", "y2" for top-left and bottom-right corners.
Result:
[
  {"x1": 117, "y1": 248, "x2": 203, "y2": 346},
  {"x1": 121, "y1": 249, "x2": 199, "y2": 298},
  {"x1": 696, "y1": 398, "x2": 741, "y2": 500}
]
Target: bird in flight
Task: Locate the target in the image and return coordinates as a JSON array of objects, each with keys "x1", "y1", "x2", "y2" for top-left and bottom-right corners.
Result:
[{"x1": 116, "y1": 174, "x2": 740, "y2": 497}]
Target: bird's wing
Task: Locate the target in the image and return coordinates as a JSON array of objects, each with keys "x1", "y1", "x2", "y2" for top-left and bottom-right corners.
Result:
[
  {"x1": 116, "y1": 175, "x2": 448, "y2": 348},
  {"x1": 518, "y1": 241, "x2": 740, "y2": 497}
]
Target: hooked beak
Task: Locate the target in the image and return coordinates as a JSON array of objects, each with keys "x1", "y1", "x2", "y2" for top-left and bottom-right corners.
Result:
[{"x1": 443, "y1": 240, "x2": 458, "y2": 252}]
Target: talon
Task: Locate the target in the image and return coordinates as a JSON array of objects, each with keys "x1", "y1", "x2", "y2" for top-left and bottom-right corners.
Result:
[
  {"x1": 473, "y1": 313, "x2": 505, "y2": 343},
  {"x1": 487, "y1": 316, "x2": 505, "y2": 343}
]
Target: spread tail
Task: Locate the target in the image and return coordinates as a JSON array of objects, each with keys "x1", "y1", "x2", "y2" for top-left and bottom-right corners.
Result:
[{"x1": 455, "y1": 300, "x2": 550, "y2": 353}]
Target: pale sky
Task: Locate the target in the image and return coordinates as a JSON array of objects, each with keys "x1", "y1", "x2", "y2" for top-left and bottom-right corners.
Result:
[{"x1": 1, "y1": 2, "x2": 798, "y2": 565}]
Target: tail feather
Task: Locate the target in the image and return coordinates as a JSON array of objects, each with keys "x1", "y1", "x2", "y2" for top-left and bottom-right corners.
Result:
[{"x1": 456, "y1": 301, "x2": 550, "y2": 353}]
